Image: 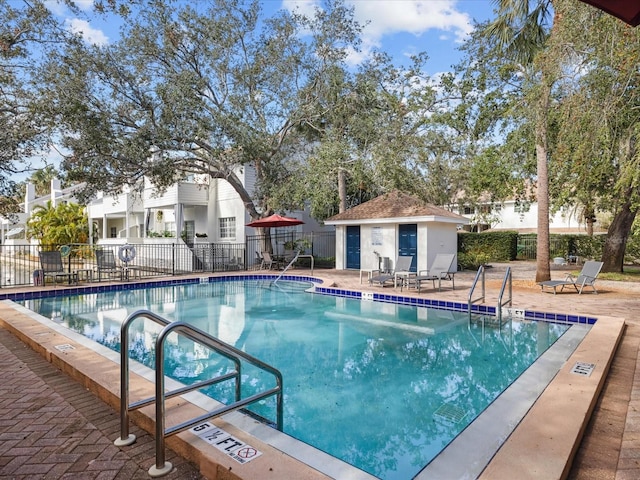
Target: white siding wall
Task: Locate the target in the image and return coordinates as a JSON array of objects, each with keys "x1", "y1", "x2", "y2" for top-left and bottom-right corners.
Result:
[
  {"x1": 176, "y1": 182, "x2": 208, "y2": 205},
  {"x1": 466, "y1": 200, "x2": 585, "y2": 232},
  {"x1": 359, "y1": 224, "x2": 397, "y2": 269},
  {"x1": 424, "y1": 223, "x2": 459, "y2": 271},
  {"x1": 144, "y1": 184, "x2": 179, "y2": 208},
  {"x1": 208, "y1": 167, "x2": 252, "y2": 242},
  {"x1": 335, "y1": 225, "x2": 345, "y2": 269},
  {"x1": 102, "y1": 193, "x2": 132, "y2": 215}
]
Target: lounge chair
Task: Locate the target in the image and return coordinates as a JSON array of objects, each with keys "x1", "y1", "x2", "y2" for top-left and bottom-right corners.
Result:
[
  {"x1": 369, "y1": 255, "x2": 414, "y2": 287},
  {"x1": 95, "y1": 249, "x2": 124, "y2": 281},
  {"x1": 405, "y1": 253, "x2": 457, "y2": 292},
  {"x1": 260, "y1": 251, "x2": 280, "y2": 270},
  {"x1": 39, "y1": 250, "x2": 78, "y2": 285},
  {"x1": 539, "y1": 261, "x2": 604, "y2": 294}
]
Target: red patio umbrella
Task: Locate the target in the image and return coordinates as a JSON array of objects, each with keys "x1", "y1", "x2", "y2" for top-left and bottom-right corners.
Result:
[
  {"x1": 578, "y1": 0, "x2": 640, "y2": 26},
  {"x1": 246, "y1": 214, "x2": 304, "y2": 228}
]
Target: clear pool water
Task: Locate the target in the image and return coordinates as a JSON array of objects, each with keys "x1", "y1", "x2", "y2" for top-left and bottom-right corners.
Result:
[{"x1": 22, "y1": 280, "x2": 570, "y2": 479}]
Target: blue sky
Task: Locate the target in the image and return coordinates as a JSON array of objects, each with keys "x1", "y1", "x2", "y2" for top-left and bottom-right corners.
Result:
[{"x1": 53, "y1": 0, "x2": 496, "y2": 74}]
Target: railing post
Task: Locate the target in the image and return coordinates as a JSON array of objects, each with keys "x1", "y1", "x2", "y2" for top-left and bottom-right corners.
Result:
[
  {"x1": 149, "y1": 327, "x2": 172, "y2": 477},
  {"x1": 172, "y1": 243, "x2": 176, "y2": 276},
  {"x1": 114, "y1": 318, "x2": 136, "y2": 447}
]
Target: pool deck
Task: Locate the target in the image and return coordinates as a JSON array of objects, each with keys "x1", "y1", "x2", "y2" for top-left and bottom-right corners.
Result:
[{"x1": 0, "y1": 261, "x2": 639, "y2": 479}]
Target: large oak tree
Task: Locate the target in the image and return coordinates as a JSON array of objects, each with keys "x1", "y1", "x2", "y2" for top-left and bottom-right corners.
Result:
[{"x1": 38, "y1": 0, "x2": 366, "y2": 224}]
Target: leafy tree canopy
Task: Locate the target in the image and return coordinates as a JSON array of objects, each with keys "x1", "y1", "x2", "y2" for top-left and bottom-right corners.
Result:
[{"x1": 37, "y1": 0, "x2": 375, "y2": 221}]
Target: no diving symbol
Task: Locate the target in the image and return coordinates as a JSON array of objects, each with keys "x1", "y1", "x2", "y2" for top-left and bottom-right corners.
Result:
[{"x1": 236, "y1": 447, "x2": 257, "y2": 459}]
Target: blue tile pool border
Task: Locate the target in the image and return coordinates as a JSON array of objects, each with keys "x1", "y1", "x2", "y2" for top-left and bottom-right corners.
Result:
[
  {"x1": 1, "y1": 274, "x2": 597, "y2": 325},
  {"x1": 314, "y1": 286, "x2": 598, "y2": 325}
]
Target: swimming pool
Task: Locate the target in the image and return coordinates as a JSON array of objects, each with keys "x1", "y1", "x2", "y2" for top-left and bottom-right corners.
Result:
[{"x1": 21, "y1": 278, "x2": 574, "y2": 479}]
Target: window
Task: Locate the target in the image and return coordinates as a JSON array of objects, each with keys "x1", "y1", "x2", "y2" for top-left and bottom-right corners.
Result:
[
  {"x1": 461, "y1": 206, "x2": 474, "y2": 215},
  {"x1": 165, "y1": 222, "x2": 176, "y2": 236},
  {"x1": 219, "y1": 217, "x2": 236, "y2": 241},
  {"x1": 514, "y1": 201, "x2": 531, "y2": 213}
]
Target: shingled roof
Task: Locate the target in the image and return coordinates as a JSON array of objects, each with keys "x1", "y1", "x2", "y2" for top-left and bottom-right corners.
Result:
[{"x1": 325, "y1": 190, "x2": 468, "y2": 224}]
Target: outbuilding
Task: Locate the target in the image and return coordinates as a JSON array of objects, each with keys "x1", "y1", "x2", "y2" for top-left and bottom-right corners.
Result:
[{"x1": 324, "y1": 190, "x2": 469, "y2": 273}]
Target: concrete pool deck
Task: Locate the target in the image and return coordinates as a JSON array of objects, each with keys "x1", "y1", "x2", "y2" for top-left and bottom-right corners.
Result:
[{"x1": 0, "y1": 261, "x2": 638, "y2": 479}]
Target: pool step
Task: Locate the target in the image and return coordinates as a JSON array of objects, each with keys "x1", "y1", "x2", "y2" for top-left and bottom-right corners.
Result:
[{"x1": 469, "y1": 314, "x2": 510, "y2": 329}]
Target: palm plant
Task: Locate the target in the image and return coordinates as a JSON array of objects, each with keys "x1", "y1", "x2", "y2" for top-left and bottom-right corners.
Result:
[
  {"x1": 27, "y1": 200, "x2": 91, "y2": 247},
  {"x1": 484, "y1": 0, "x2": 557, "y2": 282}
]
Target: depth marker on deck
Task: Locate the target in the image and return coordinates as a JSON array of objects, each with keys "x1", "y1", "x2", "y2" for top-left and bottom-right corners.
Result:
[
  {"x1": 571, "y1": 361, "x2": 595, "y2": 377},
  {"x1": 190, "y1": 422, "x2": 263, "y2": 464}
]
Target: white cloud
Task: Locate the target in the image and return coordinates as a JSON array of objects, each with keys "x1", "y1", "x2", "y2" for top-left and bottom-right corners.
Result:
[
  {"x1": 282, "y1": 0, "x2": 473, "y2": 39},
  {"x1": 349, "y1": 0, "x2": 473, "y2": 43},
  {"x1": 44, "y1": 0, "x2": 67, "y2": 16},
  {"x1": 65, "y1": 18, "x2": 109, "y2": 46},
  {"x1": 280, "y1": 0, "x2": 474, "y2": 67},
  {"x1": 282, "y1": 0, "x2": 321, "y2": 18},
  {"x1": 74, "y1": 0, "x2": 94, "y2": 11}
]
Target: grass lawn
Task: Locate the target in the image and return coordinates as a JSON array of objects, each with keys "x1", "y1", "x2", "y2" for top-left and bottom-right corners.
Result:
[{"x1": 599, "y1": 265, "x2": 640, "y2": 282}]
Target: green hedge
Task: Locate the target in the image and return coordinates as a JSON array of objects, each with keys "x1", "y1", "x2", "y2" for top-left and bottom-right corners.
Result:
[
  {"x1": 458, "y1": 231, "x2": 639, "y2": 265},
  {"x1": 457, "y1": 231, "x2": 518, "y2": 269},
  {"x1": 570, "y1": 235, "x2": 606, "y2": 260},
  {"x1": 626, "y1": 236, "x2": 640, "y2": 264}
]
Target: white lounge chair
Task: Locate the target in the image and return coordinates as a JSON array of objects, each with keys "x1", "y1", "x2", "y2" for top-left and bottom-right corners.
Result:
[
  {"x1": 405, "y1": 253, "x2": 457, "y2": 292},
  {"x1": 539, "y1": 261, "x2": 604, "y2": 294},
  {"x1": 369, "y1": 256, "x2": 413, "y2": 287}
]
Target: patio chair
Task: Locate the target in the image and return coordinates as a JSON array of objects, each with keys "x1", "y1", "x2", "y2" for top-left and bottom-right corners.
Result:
[
  {"x1": 39, "y1": 250, "x2": 78, "y2": 285},
  {"x1": 95, "y1": 249, "x2": 124, "y2": 281},
  {"x1": 260, "y1": 251, "x2": 280, "y2": 270},
  {"x1": 369, "y1": 255, "x2": 413, "y2": 287},
  {"x1": 539, "y1": 261, "x2": 604, "y2": 294},
  {"x1": 405, "y1": 253, "x2": 457, "y2": 292}
]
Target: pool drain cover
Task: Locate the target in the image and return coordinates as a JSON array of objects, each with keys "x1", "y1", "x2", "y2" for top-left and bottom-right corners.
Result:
[{"x1": 434, "y1": 403, "x2": 467, "y2": 424}]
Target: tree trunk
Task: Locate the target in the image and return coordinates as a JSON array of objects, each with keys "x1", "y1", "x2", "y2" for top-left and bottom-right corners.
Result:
[
  {"x1": 586, "y1": 218, "x2": 594, "y2": 236},
  {"x1": 338, "y1": 168, "x2": 347, "y2": 213},
  {"x1": 259, "y1": 228, "x2": 273, "y2": 255},
  {"x1": 601, "y1": 198, "x2": 637, "y2": 273},
  {"x1": 535, "y1": 82, "x2": 551, "y2": 283},
  {"x1": 601, "y1": 133, "x2": 638, "y2": 272}
]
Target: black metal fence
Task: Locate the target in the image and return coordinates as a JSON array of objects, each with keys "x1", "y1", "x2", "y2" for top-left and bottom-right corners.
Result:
[
  {"x1": 0, "y1": 231, "x2": 336, "y2": 288},
  {"x1": 246, "y1": 231, "x2": 336, "y2": 270},
  {"x1": 516, "y1": 236, "x2": 585, "y2": 261}
]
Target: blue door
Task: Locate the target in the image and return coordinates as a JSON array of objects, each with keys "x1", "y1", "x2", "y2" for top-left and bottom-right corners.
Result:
[
  {"x1": 398, "y1": 224, "x2": 417, "y2": 271},
  {"x1": 346, "y1": 226, "x2": 361, "y2": 269}
]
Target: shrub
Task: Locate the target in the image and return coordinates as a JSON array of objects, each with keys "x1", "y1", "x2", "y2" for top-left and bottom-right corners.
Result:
[
  {"x1": 458, "y1": 231, "x2": 518, "y2": 262},
  {"x1": 458, "y1": 251, "x2": 492, "y2": 270}
]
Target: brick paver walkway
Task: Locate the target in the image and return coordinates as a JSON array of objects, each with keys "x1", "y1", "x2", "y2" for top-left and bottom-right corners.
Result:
[{"x1": 0, "y1": 327, "x2": 204, "y2": 480}]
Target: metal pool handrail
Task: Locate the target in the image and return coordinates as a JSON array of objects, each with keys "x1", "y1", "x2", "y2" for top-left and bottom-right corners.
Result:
[
  {"x1": 497, "y1": 266, "x2": 512, "y2": 325},
  {"x1": 467, "y1": 265, "x2": 486, "y2": 320},
  {"x1": 114, "y1": 309, "x2": 284, "y2": 477}
]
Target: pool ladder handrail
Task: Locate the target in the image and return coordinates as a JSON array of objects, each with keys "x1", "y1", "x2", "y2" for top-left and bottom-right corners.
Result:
[
  {"x1": 114, "y1": 309, "x2": 284, "y2": 478},
  {"x1": 497, "y1": 266, "x2": 512, "y2": 325},
  {"x1": 274, "y1": 251, "x2": 316, "y2": 284},
  {"x1": 467, "y1": 265, "x2": 512, "y2": 325},
  {"x1": 467, "y1": 264, "x2": 486, "y2": 320}
]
